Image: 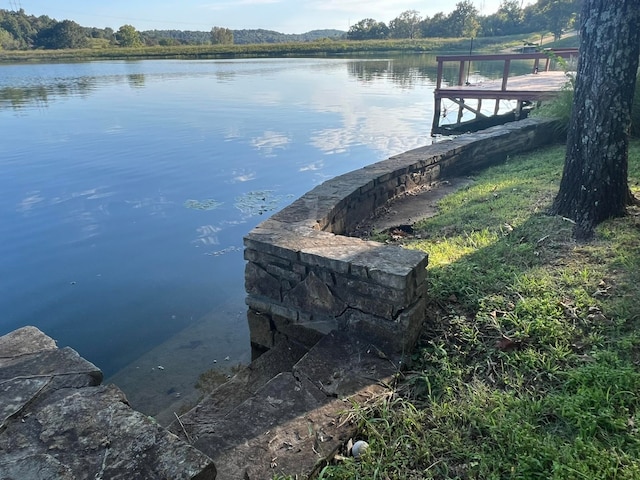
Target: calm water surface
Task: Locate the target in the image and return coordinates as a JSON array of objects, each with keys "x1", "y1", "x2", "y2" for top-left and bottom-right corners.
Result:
[{"x1": 1, "y1": 56, "x2": 447, "y2": 413}]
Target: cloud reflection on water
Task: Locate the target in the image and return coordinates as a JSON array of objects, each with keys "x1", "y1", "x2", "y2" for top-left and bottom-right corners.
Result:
[{"x1": 251, "y1": 130, "x2": 291, "y2": 156}]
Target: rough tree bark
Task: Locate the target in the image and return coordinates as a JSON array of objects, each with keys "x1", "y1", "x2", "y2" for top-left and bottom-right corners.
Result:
[{"x1": 550, "y1": 0, "x2": 640, "y2": 240}]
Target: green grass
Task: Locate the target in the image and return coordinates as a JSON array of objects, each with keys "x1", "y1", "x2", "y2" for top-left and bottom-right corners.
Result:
[
  {"x1": 545, "y1": 35, "x2": 580, "y2": 49},
  {"x1": 310, "y1": 141, "x2": 640, "y2": 479},
  {"x1": 533, "y1": 64, "x2": 640, "y2": 140}
]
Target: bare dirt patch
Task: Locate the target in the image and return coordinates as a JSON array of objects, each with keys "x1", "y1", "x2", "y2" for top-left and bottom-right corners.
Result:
[{"x1": 350, "y1": 177, "x2": 474, "y2": 239}]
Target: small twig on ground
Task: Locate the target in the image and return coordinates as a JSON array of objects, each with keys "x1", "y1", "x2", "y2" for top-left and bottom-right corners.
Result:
[{"x1": 174, "y1": 412, "x2": 193, "y2": 444}]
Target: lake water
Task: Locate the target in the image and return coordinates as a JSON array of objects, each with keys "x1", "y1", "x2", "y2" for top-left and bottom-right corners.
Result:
[{"x1": 1, "y1": 55, "x2": 460, "y2": 415}]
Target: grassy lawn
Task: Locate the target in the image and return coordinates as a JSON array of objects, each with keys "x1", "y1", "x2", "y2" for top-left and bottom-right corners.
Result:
[{"x1": 311, "y1": 140, "x2": 640, "y2": 479}]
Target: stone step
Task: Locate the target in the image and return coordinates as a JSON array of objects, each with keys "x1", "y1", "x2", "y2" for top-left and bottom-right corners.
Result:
[
  {"x1": 0, "y1": 327, "x2": 216, "y2": 480},
  {"x1": 173, "y1": 330, "x2": 401, "y2": 479},
  {"x1": 170, "y1": 338, "x2": 311, "y2": 436}
]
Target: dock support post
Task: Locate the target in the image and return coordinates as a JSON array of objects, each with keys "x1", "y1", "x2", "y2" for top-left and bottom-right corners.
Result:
[
  {"x1": 458, "y1": 61, "x2": 466, "y2": 86},
  {"x1": 501, "y1": 59, "x2": 511, "y2": 91},
  {"x1": 515, "y1": 100, "x2": 523, "y2": 119},
  {"x1": 432, "y1": 95, "x2": 442, "y2": 135}
]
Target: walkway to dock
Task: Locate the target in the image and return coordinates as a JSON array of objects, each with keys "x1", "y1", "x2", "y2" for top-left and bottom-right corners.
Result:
[{"x1": 432, "y1": 49, "x2": 578, "y2": 135}]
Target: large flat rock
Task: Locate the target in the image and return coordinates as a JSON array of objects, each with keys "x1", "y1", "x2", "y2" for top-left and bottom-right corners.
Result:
[
  {"x1": 0, "y1": 384, "x2": 216, "y2": 480},
  {"x1": 0, "y1": 326, "x2": 216, "y2": 480},
  {"x1": 0, "y1": 326, "x2": 57, "y2": 357}
]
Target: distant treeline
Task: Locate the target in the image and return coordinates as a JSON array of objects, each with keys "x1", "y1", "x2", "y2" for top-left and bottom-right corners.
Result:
[
  {"x1": 0, "y1": 0, "x2": 580, "y2": 51},
  {"x1": 348, "y1": 0, "x2": 581, "y2": 41},
  {"x1": 144, "y1": 28, "x2": 346, "y2": 46}
]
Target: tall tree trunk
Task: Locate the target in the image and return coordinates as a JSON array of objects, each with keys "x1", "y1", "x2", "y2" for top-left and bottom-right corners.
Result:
[{"x1": 550, "y1": 0, "x2": 640, "y2": 240}]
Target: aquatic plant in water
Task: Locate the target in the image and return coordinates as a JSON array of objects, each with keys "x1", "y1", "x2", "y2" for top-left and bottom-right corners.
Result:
[
  {"x1": 183, "y1": 199, "x2": 224, "y2": 210},
  {"x1": 234, "y1": 190, "x2": 288, "y2": 217}
]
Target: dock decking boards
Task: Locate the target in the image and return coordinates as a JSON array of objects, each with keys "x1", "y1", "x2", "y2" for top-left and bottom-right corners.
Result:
[{"x1": 432, "y1": 49, "x2": 578, "y2": 135}]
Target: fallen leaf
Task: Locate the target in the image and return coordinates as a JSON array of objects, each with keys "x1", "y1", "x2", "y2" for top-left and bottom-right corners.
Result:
[{"x1": 495, "y1": 336, "x2": 520, "y2": 351}]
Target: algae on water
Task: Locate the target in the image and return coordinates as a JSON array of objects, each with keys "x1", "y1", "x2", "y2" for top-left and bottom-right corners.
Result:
[
  {"x1": 185, "y1": 191, "x2": 292, "y2": 216},
  {"x1": 184, "y1": 199, "x2": 224, "y2": 211},
  {"x1": 234, "y1": 190, "x2": 289, "y2": 217}
]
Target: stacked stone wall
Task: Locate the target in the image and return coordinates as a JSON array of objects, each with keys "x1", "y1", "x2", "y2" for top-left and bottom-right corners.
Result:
[{"x1": 244, "y1": 118, "x2": 562, "y2": 354}]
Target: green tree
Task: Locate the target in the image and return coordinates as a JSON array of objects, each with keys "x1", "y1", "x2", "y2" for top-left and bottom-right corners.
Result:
[
  {"x1": 347, "y1": 18, "x2": 389, "y2": 40},
  {"x1": 421, "y1": 13, "x2": 449, "y2": 37},
  {"x1": 36, "y1": 20, "x2": 89, "y2": 49},
  {"x1": 550, "y1": 0, "x2": 640, "y2": 239},
  {"x1": 539, "y1": 0, "x2": 580, "y2": 40},
  {"x1": 211, "y1": 26, "x2": 233, "y2": 44},
  {"x1": 448, "y1": 0, "x2": 480, "y2": 37},
  {"x1": 0, "y1": 26, "x2": 19, "y2": 49},
  {"x1": 116, "y1": 24, "x2": 142, "y2": 47},
  {"x1": 482, "y1": 0, "x2": 527, "y2": 36},
  {"x1": 498, "y1": 0, "x2": 525, "y2": 34},
  {"x1": 158, "y1": 37, "x2": 178, "y2": 46},
  {"x1": 32, "y1": 14, "x2": 55, "y2": 34},
  {"x1": 0, "y1": 10, "x2": 35, "y2": 48},
  {"x1": 389, "y1": 10, "x2": 422, "y2": 39}
]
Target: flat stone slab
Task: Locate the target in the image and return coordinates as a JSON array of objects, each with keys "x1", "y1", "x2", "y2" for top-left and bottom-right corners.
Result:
[
  {"x1": 186, "y1": 371, "x2": 356, "y2": 480},
  {"x1": 293, "y1": 330, "x2": 400, "y2": 399},
  {"x1": 0, "y1": 346, "x2": 103, "y2": 388},
  {"x1": 1, "y1": 384, "x2": 216, "y2": 480},
  {"x1": 0, "y1": 325, "x2": 57, "y2": 357},
  {"x1": 0, "y1": 326, "x2": 216, "y2": 480},
  {"x1": 173, "y1": 339, "x2": 310, "y2": 435},
  {"x1": 174, "y1": 331, "x2": 397, "y2": 479}
]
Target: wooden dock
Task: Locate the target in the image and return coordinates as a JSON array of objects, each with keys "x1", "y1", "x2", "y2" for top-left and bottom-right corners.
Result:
[{"x1": 432, "y1": 49, "x2": 578, "y2": 135}]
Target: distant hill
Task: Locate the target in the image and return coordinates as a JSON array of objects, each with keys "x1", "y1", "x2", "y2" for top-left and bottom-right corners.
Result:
[{"x1": 142, "y1": 28, "x2": 345, "y2": 45}]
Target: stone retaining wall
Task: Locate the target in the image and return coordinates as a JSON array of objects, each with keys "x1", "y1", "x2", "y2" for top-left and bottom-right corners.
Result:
[{"x1": 244, "y1": 118, "x2": 562, "y2": 354}]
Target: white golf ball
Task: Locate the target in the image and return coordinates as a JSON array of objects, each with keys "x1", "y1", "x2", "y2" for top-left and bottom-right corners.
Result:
[{"x1": 352, "y1": 440, "x2": 369, "y2": 459}]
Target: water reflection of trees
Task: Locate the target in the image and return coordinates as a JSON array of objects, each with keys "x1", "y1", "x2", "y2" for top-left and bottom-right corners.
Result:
[
  {"x1": 0, "y1": 86, "x2": 50, "y2": 109},
  {"x1": 0, "y1": 79, "x2": 94, "y2": 109},
  {"x1": 348, "y1": 60, "x2": 391, "y2": 83},
  {"x1": 347, "y1": 55, "x2": 439, "y2": 89},
  {"x1": 127, "y1": 74, "x2": 146, "y2": 88},
  {"x1": 347, "y1": 54, "x2": 569, "y2": 89},
  {"x1": 215, "y1": 71, "x2": 236, "y2": 83},
  {"x1": 0, "y1": 74, "x2": 146, "y2": 110}
]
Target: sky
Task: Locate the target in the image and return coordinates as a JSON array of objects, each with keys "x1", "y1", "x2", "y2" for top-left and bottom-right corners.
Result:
[{"x1": 8, "y1": 0, "x2": 533, "y2": 35}]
